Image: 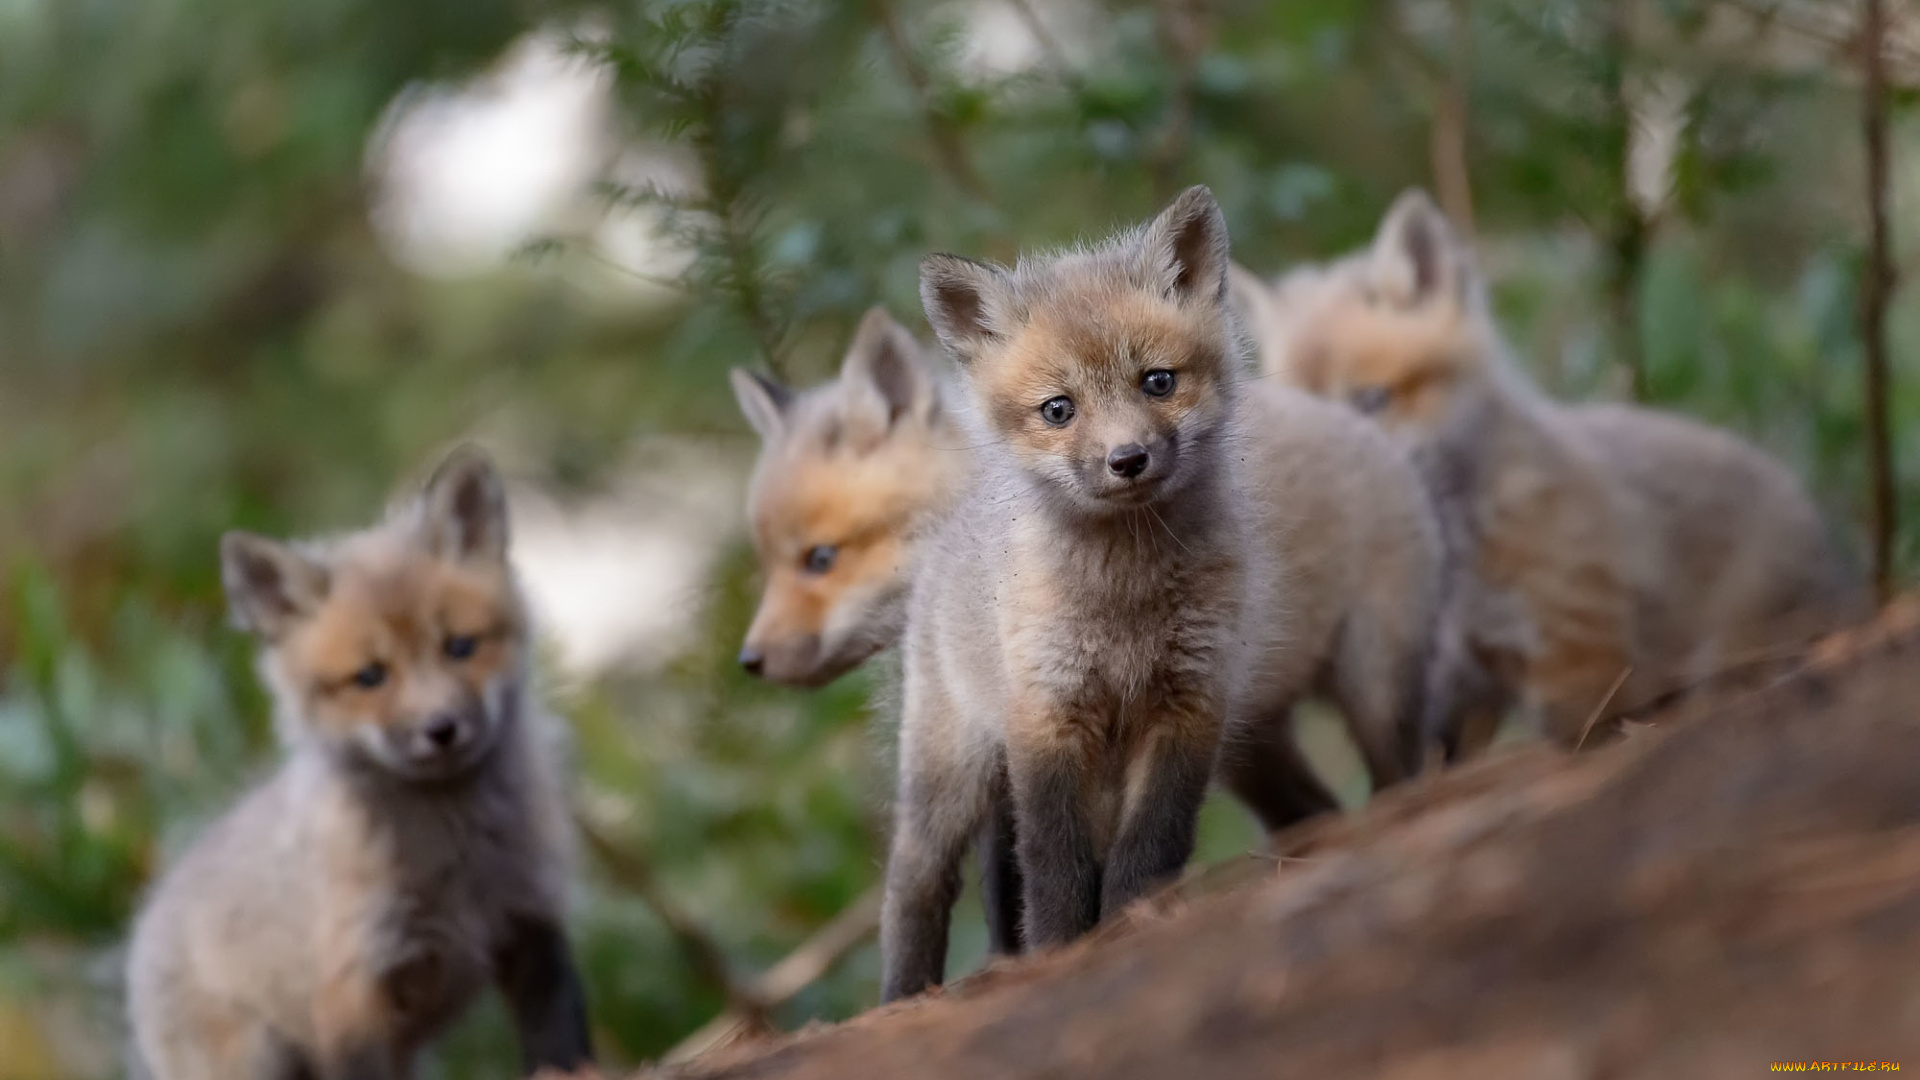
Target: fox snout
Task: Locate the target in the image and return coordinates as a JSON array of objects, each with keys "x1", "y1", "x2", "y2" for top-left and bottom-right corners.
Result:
[
  {"x1": 361, "y1": 698, "x2": 498, "y2": 780},
  {"x1": 738, "y1": 628, "x2": 839, "y2": 687},
  {"x1": 741, "y1": 576, "x2": 899, "y2": 688},
  {"x1": 414, "y1": 710, "x2": 476, "y2": 758},
  {"x1": 1106, "y1": 443, "x2": 1151, "y2": 478},
  {"x1": 1080, "y1": 431, "x2": 1176, "y2": 505}
]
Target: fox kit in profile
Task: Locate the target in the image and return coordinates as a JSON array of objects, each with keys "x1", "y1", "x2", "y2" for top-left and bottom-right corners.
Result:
[
  {"x1": 880, "y1": 187, "x2": 1445, "y2": 1000},
  {"x1": 730, "y1": 306, "x2": 965, "y2": 688},
  {"x1": 1244, "y1": 191, "x2": 1865, "y2": 752},
  {"x1": 127, "y1": 449, "x2": 592, "y2": 1080}
]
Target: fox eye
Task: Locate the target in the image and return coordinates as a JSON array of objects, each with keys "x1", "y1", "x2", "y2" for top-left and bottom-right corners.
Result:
[
  {"x1": 443, "y1": 634, "x2": 479, "y2": 661},
  {"x1": 1350, "y1": 386, "x2": 1392, "y2": 415},
  {"x1": 803, "y1": 545, "x2": 838, "y2": 575},
  {"x1": 1039, "y1": 396, "x2": 1075, "y2": 427},
  {"x1": 351, "y1": 661, "x2": 388, "y2": 689},
  {"x1": 1140, "y1": 370, "x2": 1176, "y2": 398}
]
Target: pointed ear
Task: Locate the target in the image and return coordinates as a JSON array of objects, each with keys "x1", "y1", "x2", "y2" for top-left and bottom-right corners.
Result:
[
  {"x1": 221, "y1": 531, "x2": 328, "y2": 638},
  {"x1": 1369, "y1": 189, "x2": 1471, "y2": 309},
  {"x1": 420, "y1": 445, "x2": 509, "y2": 564},
  {"x1": 729, "y1": 367, "x2": 793, "y2": 442},
  {"x1": 920, "y1": 254, "x2": 1012, "y2": 365},
  {"x1": 840, "y1": 306, "x2": 935, "y2": 447},
  {"x1": 1137, "y1": 185, "x2": 1231, "y2": 306}
]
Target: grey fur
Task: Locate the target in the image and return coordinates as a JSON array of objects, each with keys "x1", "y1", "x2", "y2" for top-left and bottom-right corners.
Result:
[
  {"x1": 127, "y1": 453, "x2": 589, "y2": 1080},
  {"x1": 883, "y1": 189, "x2": 1445, "y2": 1000}
]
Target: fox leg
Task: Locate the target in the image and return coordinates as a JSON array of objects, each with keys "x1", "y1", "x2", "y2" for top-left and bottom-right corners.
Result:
[
  {"x1": 1530, "y1": 611, "x2": 1636, "y2": 749},
  {"x1": 312, "y1": 968, "x2": 404, "y2": 1080},
  {"x1": 879, "y1": 690, "x2": 993, "y2": 1002},
  {"x1": 1100, "y1": 715, "x2": 1219, "y2": 921},
  {"x1": 494, "y1": 915, "x2": 594, "y2": 1074},
  {"x1": 135, "y1": 993, "x2": 304, "y2": 1080},
  {"x1": 1005, "y1": 705, "x2": 1106, "y2": 951},
  {"x1": 976, "y1": 755, "x2": 1025, "y2": 956},
  {"x1": 1217, "y1": 711, "x2": 1340, "y2": 833},
  {"x1": 1447, "y1": 703, "x2": 1506, "y2": 762},
  {"x1": 1330, "y1": 614, "x2": 1430, "y2": 790}
]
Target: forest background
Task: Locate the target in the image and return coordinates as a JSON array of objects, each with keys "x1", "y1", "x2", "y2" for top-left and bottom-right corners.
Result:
[{"x1": 1, "y1": 0, "x2": 1915, "y2": 1076}]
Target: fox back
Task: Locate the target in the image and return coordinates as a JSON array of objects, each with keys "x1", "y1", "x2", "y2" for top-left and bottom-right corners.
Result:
[{"x1": 1245, "y1": 191, "x2": 1865, "y2": 742}]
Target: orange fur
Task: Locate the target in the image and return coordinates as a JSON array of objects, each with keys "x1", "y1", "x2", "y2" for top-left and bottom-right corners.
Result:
[
  {"x1": 282, "y1": 535, "x2": 522, "y2": 740},
  {"x1": 1248, "y1": 190, "x2": 1865, "y2": 748},
  {"x1": 732, "y1": 308, "x2": 966, "y2": 687}
]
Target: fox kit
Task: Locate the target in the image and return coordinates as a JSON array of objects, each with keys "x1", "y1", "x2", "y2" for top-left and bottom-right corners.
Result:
[
  {"x1": 880, "y1": 187, "x2": 1445, "y2": 1000},
  {"x1": 1245, "y1": 190, "x2": 1865, "y2": 752},
  {"x1": 127, "y1": 449, "x2": 592, "y2": 1080},
  {"x1": 730, "y1": 306, "x2": 966, "y2": 688}
]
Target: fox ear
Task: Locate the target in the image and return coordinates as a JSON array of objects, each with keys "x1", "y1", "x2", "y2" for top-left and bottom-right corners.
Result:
[
  {"x1": 920, "y1": 254, "x2": 1012, "y2": 365},
  {"x1": 730, "y1": 367, "x2": 793, "y2": 442},
  {"x1": 221, "y1": 531, "x2": 328, "y2": 638},
  {"x1": 1369, "y1": 189, "x2": 1471, "y2": 310},
  {"x1": 840, "y1": 306, "x2": 935, "y2": 446},
  {"x1": 1138, "y1": 185, "x2": 1231, "y2": 306},
  {"x1": 421, "y1": 445, "x2": 509, "y2": 564}
]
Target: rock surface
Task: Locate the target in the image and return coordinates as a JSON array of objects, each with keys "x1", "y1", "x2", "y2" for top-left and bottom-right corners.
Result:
[{"x1": 630, "y1": 601, "x2": 1920, "y2": 1080}]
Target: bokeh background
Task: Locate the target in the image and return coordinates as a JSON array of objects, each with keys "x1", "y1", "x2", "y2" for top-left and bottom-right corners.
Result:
[{"x1": 2, "y1": 0, "x2": 1916, "y2": 1075}]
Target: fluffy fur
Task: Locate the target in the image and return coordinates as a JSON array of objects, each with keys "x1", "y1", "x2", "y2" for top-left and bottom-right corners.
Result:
[
  {"x1": 879, "y1": 188, "x2": 1444, "y2": 1001},
  {"x1": 126, "y1": 448, "x2": 591, "y2": 1080},
  {"x1": 730, "y1": 307, "x2": 969, "y2": 688},
  {"x1": 1243, "y1": 190, "x2": 1868, "y2": 753}
]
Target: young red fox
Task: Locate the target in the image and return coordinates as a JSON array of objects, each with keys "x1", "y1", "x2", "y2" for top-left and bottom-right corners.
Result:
[
  {"x1": 1242, "y1": 191, "x2": 1866, "y2": 753},
  {"x1": 126, "y1": 448, "x2": 592, "y2": 1080},
  {"x1": 879, "y1": 187, "x2": 1446, "y2": 1000},
  {"x1": 729, "y1": 306, "x2": 968, "y2": 688}
]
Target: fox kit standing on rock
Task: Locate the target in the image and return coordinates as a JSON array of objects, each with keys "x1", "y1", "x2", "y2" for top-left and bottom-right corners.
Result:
[
  {"x1": 1243, "y1": 191, "x2": 1866, "y2": 753},
  {"x1": 730, "y1": 306, "x2": 966, "y2": 688},
  {"x1": 879, "y1": 187, "x2": 1447, "y2": 1000},
  {"x1": 127, "y1": 449, "x2": 592, "y2": 1080},
  {"x1": 732, "y1": 313, "x2": 1037, "y2": 958}
]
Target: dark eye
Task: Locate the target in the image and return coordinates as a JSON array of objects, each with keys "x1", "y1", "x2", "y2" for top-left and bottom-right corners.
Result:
[
  {"x1": 1141, "y1": 370, "x2": 1176, "y2": 398},
  {"x1": 1039, "y1": 396, "x2": 1075, "y2": 426},
  {"x1": 352, "y1": 661, "x2": 387, "y2": 689},
  {"x1": 803, "y1": 544, "x2": 838, "y2": 575},
  {"x1": 444, "y1": 634, "x2": 479, "y2": 661},
  {"x1": 1350, "y1": 386, "x2": 1392, "y2": 415}
]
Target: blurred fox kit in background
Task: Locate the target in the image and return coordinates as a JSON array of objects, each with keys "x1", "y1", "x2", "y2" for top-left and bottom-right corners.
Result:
[
  {"x1": 1237, "y1": 190, "x2": 1867, "y2": 754},
  {"x1": 875, "y1": 187, "x2": 1449, "y2": 1000},
  {"x1": 127, "y1": 449, "x2": 592, "y2": 1080},
  {"x1": 730, "y1": 306, "x2": 968, "y2": 689}
]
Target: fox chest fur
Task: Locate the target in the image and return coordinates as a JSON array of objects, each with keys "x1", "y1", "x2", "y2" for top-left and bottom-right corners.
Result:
[
  {"x1": 300, "y1": 742, "x2": 566, "y2": 1045},
  {"x1": 994, "y1": 496, "x2": 1249, "y2": 757}
]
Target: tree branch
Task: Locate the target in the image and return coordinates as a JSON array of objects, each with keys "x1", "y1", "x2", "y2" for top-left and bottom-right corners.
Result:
[
  {"x1": 871, "y1": 0, "x2": 990, "y2": 200},
  {"x1": 1147, "y1": 0, "x2": 1210, "y2": 202},
  {"x1": 1430, "y1": 0, "x2": 1477, "y2": 240},
  {"x1": 1601, "y1": 3, "x2": 1650, "y2": 402},
  {"x1": 664, "y1": 885, "x2": 884, "y2": 1063},
  {"x1": 1860, "y1": 0, "x2": 1899, "y2": 605},
  {"x1": 574, "y1": 808, "x2": 766, "y2": 1026}
]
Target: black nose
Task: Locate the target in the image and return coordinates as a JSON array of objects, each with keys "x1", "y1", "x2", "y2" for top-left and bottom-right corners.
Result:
[
  {"x1": 1107, "y1": 444, "x2": 1150, "y2": 478},
  {"x1": 739, "y1": 646, "x2": 765, "y2": 676},
  {"x1": 424, "y1": 715, "x2": 461, "y2": 749}
]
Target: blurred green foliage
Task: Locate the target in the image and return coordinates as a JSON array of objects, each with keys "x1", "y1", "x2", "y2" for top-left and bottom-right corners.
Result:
[{"x1": 1, "y1": 0, "x2": 1916, "y2": 1075}]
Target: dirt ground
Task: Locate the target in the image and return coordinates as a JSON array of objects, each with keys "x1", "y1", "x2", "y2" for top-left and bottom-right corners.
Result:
[{"x1": 628, "y1": 600, "x2": 1920, "y2": 1080}]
